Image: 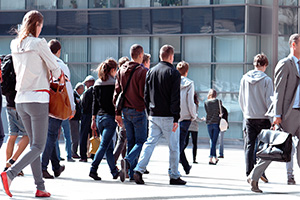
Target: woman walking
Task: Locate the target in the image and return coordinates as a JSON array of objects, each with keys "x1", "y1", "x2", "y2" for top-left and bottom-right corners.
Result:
[
  {"x1": 1, "y1": 10, "x2": 61, "y2": 197},
  {"x1": 89, "y1": 58, "x2": 120, "y2": 180}
]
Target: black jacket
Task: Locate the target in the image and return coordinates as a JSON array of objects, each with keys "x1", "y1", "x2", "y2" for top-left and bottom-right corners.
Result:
[
  {"x1": 144, "y1": 61, "x2": 181, "y2": 122},
  {"x1": 72, "y1": 91, "x2": 82, "y2": 120},
  {"x1": 81, "y1": 86, "x2": 93, "y2": 115}
]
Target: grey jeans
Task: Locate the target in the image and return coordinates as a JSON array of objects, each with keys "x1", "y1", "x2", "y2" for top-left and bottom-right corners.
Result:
[{"x1": 6, "y1": 103, "x2": 49, "y2": 190}]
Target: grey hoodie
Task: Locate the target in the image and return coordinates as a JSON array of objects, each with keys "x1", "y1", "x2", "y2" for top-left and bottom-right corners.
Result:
[
  {"x1": 179, "y1": 76, "x2": 197, "y2": 122},
  {"x1": 238, "y1": 69, "x2": 273, "y2": 119}
]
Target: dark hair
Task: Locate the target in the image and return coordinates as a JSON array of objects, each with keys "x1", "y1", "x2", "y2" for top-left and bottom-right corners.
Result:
[
  {"x1": 253, "y1": 53, "x2": 268, "y2": 67},
  {"x1": 18, "y1": 10, "x2": 44, "y2": 43},
  {"x1": 118, "y1": 56, "x2": 129, "y2": 67},
  {"x1": 142, "y1": 53, "x2": 151, "y2": 64},
  {"x1": 48, "y1": 39, "x2": 61, "y2": 54},
  {"x1": 98, "y1": 58, "x2": 118, "y2": 81},
  {"x1": 176, "y1": 61, "x2": 189, "y2": 76},
  {"x1": 194, "y1": 92, "x2": 199, "y2": 107},
  {"x1": 130, "y1": 44, "x2": 143, "y2": 60},
  {"x1": 160, "y1": 45, "x2": 174, "y2": 61},
  {"x1": 207, "y1": 89, "x2": 217, "y2": 99},
  {"x1": 289, "y1": 33, "x2": 300, "y2": 47}
]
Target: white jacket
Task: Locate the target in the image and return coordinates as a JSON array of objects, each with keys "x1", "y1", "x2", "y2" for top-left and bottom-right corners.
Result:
[
  {"x1": 11, "y1": 36, "x2": 61, "y2": 92},
  {"x1": 179, "y1": 76, "x2": 197, "y2": 122}
]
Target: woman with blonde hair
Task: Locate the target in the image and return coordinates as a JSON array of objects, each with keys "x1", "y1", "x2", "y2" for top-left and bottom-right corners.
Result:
[
  {"x1": 1, "y1": 10, "x2": 61, "y2": 197},
  {"x1": 204, "y1": 89, "x2": 222, "y2": 165}
]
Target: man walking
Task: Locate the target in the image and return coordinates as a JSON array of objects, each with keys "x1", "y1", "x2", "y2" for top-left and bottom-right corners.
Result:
[{"x1": 133, "y1": 45, "x2": 186, "y2": 185}]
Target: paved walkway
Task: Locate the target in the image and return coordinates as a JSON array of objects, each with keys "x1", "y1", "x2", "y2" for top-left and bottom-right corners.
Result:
[{"x1": 0, "y1": 141, "x2": 300, "y2": 200}]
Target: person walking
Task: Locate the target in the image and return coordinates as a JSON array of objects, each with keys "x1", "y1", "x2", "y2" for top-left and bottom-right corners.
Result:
[
  {"x1": 89, "y1": 58, "x2": 120, "y2": 181},
  {"x1": 218, "y1": 105, "x2": 228, "y2": 158},
  {"x1": 133, "y1": 45, "x2": 186, "y2": 185},
  {"x1": 239, "y1": 53, "x2": 273, "y2": 185},
  {"x1": 204, "y1": 89, "x2": 222, "y2": 165},
  {"x1": 0, "y1": 10, "x2": 62, "y2": 198}
]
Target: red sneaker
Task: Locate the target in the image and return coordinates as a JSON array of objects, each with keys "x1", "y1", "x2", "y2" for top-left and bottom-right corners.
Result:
[
  {"x1": 35, "y1": 189, "x2": 51, "y2": 197},
  {"x1": 0, "y1": 171, "x2": 12, "y2": 197}
]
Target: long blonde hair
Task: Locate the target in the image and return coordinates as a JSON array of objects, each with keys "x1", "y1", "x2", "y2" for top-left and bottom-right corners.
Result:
[{"x1": 17, "y1": 10, "x2": 44, "y2": 43}]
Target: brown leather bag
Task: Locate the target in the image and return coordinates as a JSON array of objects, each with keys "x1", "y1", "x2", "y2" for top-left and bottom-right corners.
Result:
[{"x1": 49, "y1": 72, "x2": 72, "y2": 120}]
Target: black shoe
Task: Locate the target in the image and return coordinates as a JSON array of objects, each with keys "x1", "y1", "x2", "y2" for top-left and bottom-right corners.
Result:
[
  {"x1": 54, "y1": 165, "x2": 65, "y2": 177},
  {"x1": 193, "y1": 161, "x2": 198, "y2": 164},
  {"x1": 144, "y1": 169, "x2": 150, "y2": 174},
  {"x1": 72, "y1": 154, "x2": 80, "y2": 159},
  {"x1": 133, "y1": 171, "x2": 144, "y2": 184},
  {"x1": 113, "y1": 171, "x2": 120, "y2": 180},
  {"x1": 218, "y1": 156, "x2": 224, "y2": 158},
  {"x1": 60, "y1": 157, "x2": 65, "y2": 161},
  {"x1": 89, "y1": 172, "x2": 101, "y2": 180},
  {"x1": 120, "y1": 159, "x2": 129, "y2": 182},
  {"x1": 79, "y1": 159, "x2": 87, "y2": 162},
  {"x1": 42, "y1": 170, "x2": 54, "y2": 179},
  {"x1": 170, "y1": 177, "x2": 186, "y2": 185},
  {"x1": 288, "y1": 177, "x2": 296, "y2": 185},
  {"x1": 185, "y1": 165, "x2": 192, "y2": 175},
  {"x1": 260, "y1": 173, "x2": 268, "y2": 183}
]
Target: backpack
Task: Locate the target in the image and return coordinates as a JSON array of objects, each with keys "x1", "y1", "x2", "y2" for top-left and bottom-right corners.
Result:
[{"x1": 1, "y1": 54, "x2": 16, "y2": 96}]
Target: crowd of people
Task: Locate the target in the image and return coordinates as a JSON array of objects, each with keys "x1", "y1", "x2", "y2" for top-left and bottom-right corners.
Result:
[{"x1": 1, "y1": 9, "x2": 300, "y2": 198}]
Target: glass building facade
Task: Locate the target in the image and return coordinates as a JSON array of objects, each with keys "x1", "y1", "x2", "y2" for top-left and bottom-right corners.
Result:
[{"x1": 0, "y1": 0, "x2": 296, "y2": 139}]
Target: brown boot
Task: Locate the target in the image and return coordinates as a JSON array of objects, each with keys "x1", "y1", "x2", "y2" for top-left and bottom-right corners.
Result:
[{"x1": 247, "y1": 178, "x2": 263, "y2": 193}]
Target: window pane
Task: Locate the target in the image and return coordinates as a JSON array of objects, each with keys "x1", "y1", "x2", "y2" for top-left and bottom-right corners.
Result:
[
  {"x1": 260, "y1": 35, "x2": 273, "y2": 74},
  {"x1": 278, "y1": 8, "x2": 297, "y2": 35},
  {"x1": 214, "y1": 6, "x2": 245, "y2": 33},
  {"x1": 57, "y1": 0, "x2": 88, "y2": 9},
  {"x1": 248, "y1": 6, "x2": 261, "y2": 33},
  {"x1": 26, "y1": 0, "x2": 56, "y2": 9},
  {"x1": 183, "y1": 8, "x2": 212, "y2": 34},
  {"x1": 246, "y1": 35, "x2": 260, "y2": 63},
  {"x1": 278, "y1": 0, "x2": 297, "y2": 6},
  {"x1": 0, "y1": 38, "x2": 13, "y2": 55},
  {"x1": 1, "y1": 0, "x2": 25, "y2": 10},
  {"x1": 152, "y1": 0, "x2": 181, "y2": 7},
  {"x1": 89, "y1": 0, "x2": 121, "y2": 8},
  {"x1": 213, "y1": 0, "x2": 245, "y2": 4},
  {"x1": 151, "y1": 36, "x2": 180, "y2": 63},
  {"x1": 152, "y1": 9, "x2": 181, "y2": 34},
  {"x1": 40, "y1": 11, "x2": 57, "y2": 35},
  {"x1": 182, "y1": 0, "x2": 210, "y2": 5},
  {"x1": 57, "y1": 11, "x2": 88, "y2": 35},
  {"x1": 214, "y1": 36, "x2": 244, "y2": 63},
  {"x1": 68, "y1": 64, "x2": 92, "y2": 88},
  {"x1": 91, "y1": 37, "x2": 118, "y2": 62},
  {"x1": 184, "y1": 36, "x2": 211, "y2": 63},
  {"x1": 120, "y1": 37, "x2": 149, "y2": 59},
  {"x1": 89, "y1": 11, "x2": 119, "y2": 35},
  {"x1": 214, "y1": 65, "x2": 243, "y2": 92},
  {"x1": 0, "y1": 12, "x2": 25, "y2": 36},
  {"x1": 188, "y1": 64, "x2": 211, "y2": 91},
  {"x1": 124, "y1": 0, "x2": 150, "y2": 7},
  {"x1": 59, "y1": 38, "x2": 88, "y2": 62},
  {"x1": 278, "y1": 36, "x2": 290, "y2": 60},
  {"x1": 120, "y1": 10, "x2": 150, "y2": 34}
]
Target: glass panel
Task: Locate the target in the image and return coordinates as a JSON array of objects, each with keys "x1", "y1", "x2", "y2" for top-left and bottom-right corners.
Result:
[
  {"x1": 151, "y1": 36, "x2": 180, "y2": 63},
  {"x1": 59, "y1": 38, "x2": 88, "y2": 62},
  {"x1": 152, "y1": 9, "x2": 181, "y2": 34},
  {"x1": 278, "y1": 36, "x2": 290, "y2": 60},
  {"x1": 260, "y1": 35, "x2": 273, "y2": 76},
  {"x1": 188, "y1": 64, "x2": 211, "y2": 92},
  {"x1": 248, "y1": 6, "x2": 261, "y2": 33},
  {"x1": 261, "y1": 7, "x2": 272, "y2": 34},
  {"x1": 40, "y1": 11, "x2": 57, "y2": 35},
  {"x1": 278, "y1": 7, "x2": 297, "y2": 35},
  {"x1": 26, "y1": 0, "x2": 56, "y2": 9},
  {"x1": 246, "y1": 0, "x2": 261, "y2": 4},
  {"x1": 120, "y1": 10, "x2": 150, "y2": 34},
  {"x1": 0, "y1": 38, "x2": 13, "y2": 55},
  {"x1": 0, "y1": 12, "x2": 25, "y2": 36},
  {"x1": 91, "y1": 37, "x2": 118, "y2": 62},
  {"x1": 57, "y1": 0, "x2": 88, "y2": 9},
  {"x1": 89, "y1": 0, "x2": 121, "y2": 8},
  {"x1": 278, "y1": 0, "x2": 297, "y2": 6},
  {"x1": 183, "y1": 36, "x2": 211, "y2": 63},
  {"x1": 152, "y1": 0, "x2": 181, "y2": 7},
  {"x1": 214, "y1": 64, "x2": 243, "y2": 92},
  {"x1": 182, "y1": 8, "x2": 212, "y2": 34},
  {"x1": 214, "y1": 35, "x2": 244, "y2": 63},
  {"x1": 68, "y1": 64, "x2": 91, "y2": 88},
  {"x1": 1, "y1": 0, "x2": 25, "y2": 10},
  {"x1": 214, "y1": 6, "x2": 245, "y2": 33},
  {"x1": 246, "y1": 35, "x2": 260, "y2": 63},
  {"x1": 213, "y1": 0, "x2": 245, "y2": 4},
  {"x1": 120, "y1": 37, "x2": 150, "y2": 59},
  {"x1": 57, "y1": 11, "x2": 88, "y2": 35},
  {"x1": 124, "y1": 0, "x2": 150, "y2": 7},
  {"x1": 89, "y1": 11, "x2": 119, "y2": 35},
  {"x1": 182, "y1": 0, "x2": 210, "y2": 5}
]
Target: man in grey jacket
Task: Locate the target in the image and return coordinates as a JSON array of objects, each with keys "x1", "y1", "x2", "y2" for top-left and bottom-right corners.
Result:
[{"x1": 239, "y1": 53, "x2": 273, "y2": 192}]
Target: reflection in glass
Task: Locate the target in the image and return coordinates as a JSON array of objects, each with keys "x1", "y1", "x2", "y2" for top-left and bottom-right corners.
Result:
[
  {"x1": 184, "y1": 36, "x2": 211, "y2": 63},
  {"x1": 124, "y1": 0, "x2": 150, "y2": 7},
  {"x1": 214, "y1": 36, "x2": 244, "y2": 63},
  {"x1": 40, "y1": 11, "x2": 57, "y2": 35},
  {"x1": 91, "y1": 37, "x2": 118, "y2": 62},
  {"x1": 246, "y1": 35, "x2": 259, "y2": 63},
  {"x1": 89, "y1": 11, "x2": 119, "y2": 35},
  {"x1": 0, "y1": 12, "x2": 25, "y2": 35},
  {"x1": 120, "y1": 10, "x2": 150, "y2": 34},
  {"x1": 152, "y1": 0, "x2": 181, "y2": 7},
  {"x1": 57, "y1": 11, "x2": 88, "y2": 35},
  {"x1": 59, "y1": 38, "x2": 88, "y2": 63},
  {"x1": 151, "y1": 36, "x2": 180, "y2": 63},
  {"x1": 278, "y1": 8, "x2": 297, "y2": 35},
  {"x1": 182, "y1": 0, "x2": 210, "y2": 5},
  {"x1": 183, "y1": 8, "x2": 212, "y2": 34},
  {"x1": 278, "y1": 36, "x2": 290, "y2": 60},
  {"x1": 89, "y1": 0, "x2": 121, "y2": 8},
  {"x1": 188, "y1": 64, "x2": 211, "y2": 92},
  {"x1": 0, "y1": 38, "x2": 13, "y2": 54},
  {"x1": 213, "y1": 0, "x2": 244, "y2": 4},
  {"x1": 152, "y1": 9, "x2": 181, "y2": 34},
  {"x1": 278, "y1": 0, "x2": 297, "y2": 6},
  {"x1": 68, "y1": 64, "x2": 91, "y2": 88},
  {"x1": 120, "y1": 37, "x2": 150, "y2": 59},
  {"x1": 57, "y1": 0, "x2": 88, "y2": 9},
  {"x1": 26, "y1": 0, "x2": 56, "y2": 9},
  {"x1": 1, "y1": 0, "x2": 25, "y2": 10}
]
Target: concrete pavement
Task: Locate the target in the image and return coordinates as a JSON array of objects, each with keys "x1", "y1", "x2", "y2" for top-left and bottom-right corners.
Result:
[{"x1": 0, "y1": 141, "x2": 300, "y2": 200}]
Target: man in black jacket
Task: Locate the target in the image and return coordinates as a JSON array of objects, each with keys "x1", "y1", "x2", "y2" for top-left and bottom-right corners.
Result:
[{"x1": 133, "y1": 45, "x2": 186, "y2": 185}]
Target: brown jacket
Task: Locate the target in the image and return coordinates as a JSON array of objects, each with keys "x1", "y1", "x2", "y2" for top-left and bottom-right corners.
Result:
[{"x1": 113, "y1": 61, "x2": 147, "y2": 115}]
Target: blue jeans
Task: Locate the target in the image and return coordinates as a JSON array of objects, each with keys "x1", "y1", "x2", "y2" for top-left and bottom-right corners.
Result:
[
  {"x1": 90, "y1": 115, "x2": 118, "y2": 177},
  {"x1": 134, "y1": 116, "x2": 181, "y2": 179},
  {"x1": 122, "y1": 108, "x2": 147, "y2": 179},
  {"x1": 56, "y1": 119, "x2": 72, "y2": 159},
  {"x1": 207, "y1": 124, "x2": 220, "y2": 158},
  {"x1": 42, "y1": 117, "x2": 62, "y2": 171},
  {"x1": 80, "y1": 113, "x2": 92, "y2": 159},
  {"x1": 179, "y1": 120, "x2": 191, "y2": 172}
]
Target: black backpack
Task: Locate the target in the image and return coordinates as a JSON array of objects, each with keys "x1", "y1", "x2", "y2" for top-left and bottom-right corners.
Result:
[{"x1": 1, "y1": 54, "x2": 16, "y2": 96}]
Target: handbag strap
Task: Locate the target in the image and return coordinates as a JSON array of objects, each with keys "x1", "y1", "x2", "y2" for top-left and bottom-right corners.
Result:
[
  {"x1": 121, "y1": 63, "x2": 140, "y2": 95},
  {"x1": 218, "y1": 100, "x2": 223, "y2": 116}
]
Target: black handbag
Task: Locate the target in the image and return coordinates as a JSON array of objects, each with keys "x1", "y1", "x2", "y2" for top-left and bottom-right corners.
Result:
[
  {"x1": 115, "y1": 64, "x2": 139, "y2": 113},
  {"x1": 256, "y1": 125, "x2": 292, "y2": 162}
]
